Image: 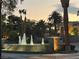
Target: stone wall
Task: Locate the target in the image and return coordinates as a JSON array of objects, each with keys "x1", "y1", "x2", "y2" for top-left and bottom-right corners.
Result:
[{"x1": 69, "y1": 36, "x2": 79, "y2": 43}]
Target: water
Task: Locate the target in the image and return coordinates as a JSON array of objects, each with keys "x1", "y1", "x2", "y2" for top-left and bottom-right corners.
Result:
[
  {"x1": 19, "y1": 36, "x2": 22, "y2": 45},
  {"x1": 19, "y1": 34, "x2": 34, "y2": 45},
  {"x1": 19, "y1": 34, "x2": 45, "y2": 45},
  {"x1": 21, "y1": 33, "x2": 27, "y2": 45},
  {"x1": 30, "y1": 35, "x2": 34, "y2": 45},
  {"x1": 41, "y1": 38, "x2": 44, "y2": 45}
]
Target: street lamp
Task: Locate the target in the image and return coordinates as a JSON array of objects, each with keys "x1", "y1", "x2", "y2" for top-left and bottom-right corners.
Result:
[{"x1": 60, "y1": 0, "x2": 70, "y2": 51}]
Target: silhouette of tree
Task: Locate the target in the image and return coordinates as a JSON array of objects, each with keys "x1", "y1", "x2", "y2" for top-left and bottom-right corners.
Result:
[
  {"x1": 1, "y1": 0, "x2": 24, "y2": 15},
  {"x1": 32, "y1": 20, "x2": 46, "y2": 43},
  {"x1": 19, "y1": 9, "x2": 27, "y2": 38},
  {"x1": 48, "y1": 11, "x2": 62, "y2": 35},
  {"x1": 1, "y1": 0, "x2": 17, "y2": 15},
  {"x1": 23, "y1": 19, "x2": 35, "y2": 43},
  {"x1": 25, "y1": 20, "x2": 35, "y2": 37},
  {"x1": 19, "y1": 9, "x2": 22, "y2": 18},
  {"x1": 34, "y1": 20, "x2": 46, "y2": 37},
  {"x1": 1, "y1": 0, "x2": 24, "y2": 38},
  {"x1": 1, "y1": 14, "x2": 9, "y2": 37},
  {"x1": 2, "y1": 15, "x2": 23, "y2": 43},
  {"x1": 7, "y1": 30, "x2": 19, "y2": 44},
  {"x1": 47, "y1": 23, "x2": 56, "y2": 36},
  {"x1": 8, "y1": 15, "x2": 22, "y2": 33}
]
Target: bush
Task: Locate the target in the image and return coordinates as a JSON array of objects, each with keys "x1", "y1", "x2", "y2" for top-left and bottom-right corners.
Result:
[{"x1": 70, "y1": 45, "x2": 75, "y2": 51}]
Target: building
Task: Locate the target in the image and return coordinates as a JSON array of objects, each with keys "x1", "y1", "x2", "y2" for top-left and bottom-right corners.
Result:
[{"x1": 68, "y1": 22, "x2": 79, "y2": 35}]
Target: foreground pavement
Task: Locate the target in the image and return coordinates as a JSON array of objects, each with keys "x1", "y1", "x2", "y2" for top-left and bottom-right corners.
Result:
[{"x1": 1, "y1": 52, "x2": 79, "y2": 59}]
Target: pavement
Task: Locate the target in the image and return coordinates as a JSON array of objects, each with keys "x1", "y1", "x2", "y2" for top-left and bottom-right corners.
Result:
[{"x1": 1, "y1": 52, "x2": 79, "y2": 59}]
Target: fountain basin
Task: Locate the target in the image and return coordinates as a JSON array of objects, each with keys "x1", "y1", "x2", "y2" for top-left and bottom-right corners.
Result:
[{"x1": 2, "y1": 44, "x2": 50, "y2": 53}]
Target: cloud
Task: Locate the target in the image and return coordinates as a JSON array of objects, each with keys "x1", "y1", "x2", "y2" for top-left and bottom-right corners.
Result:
[{"x1": 55, "y1": 5, "x2": 79, "y2": 14}]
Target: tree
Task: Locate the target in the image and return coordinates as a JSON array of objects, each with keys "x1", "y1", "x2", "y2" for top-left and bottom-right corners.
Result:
[
  {"x1": 8, "y1": 15, "x2": 22, "y2": 33},
  {"x1": 47, "y1": 23, "x2": 56, "y2": 36},
  {"x1": 48, "y1": 11, "x2": 62, "y2": 35},
  {"x1": 25, "y1": 20, "x2": 35, "y2": 37},
  {"x1": 18, "y1": 9, "x2": 27, "y2": 38},
  {"x1": 32, "y1": 20, "x2": 46, "y2": 43},
  {"x1": 1, "y1": 0, "x2": 24, "y2": 15},
  {"x1": 7, "y1": 30, "x2": 19, "y2": 44},
  {"x1": 34, "y1": 20, "x2": 46, "y2": 37},
  {"x1": 71, "y1": 27, "x2": 78, "y2": 36},
  {"x1": 1, "y1": 0, "x2": 24, "y2": 38},
  {"x1": 19, "y1": 9, "x2": 26, "y2": 19},
  {"x1": 2, "y1": 15, "x2": 23, "y2": 44},
  {"x1": 1, "y1": 0, "x2": 17, "y2": 15}
]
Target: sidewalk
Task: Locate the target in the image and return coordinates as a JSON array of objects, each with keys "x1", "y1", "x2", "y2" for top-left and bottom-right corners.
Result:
[{"x1": 70, "y1": 43, "x2": 79, "y2": 51}]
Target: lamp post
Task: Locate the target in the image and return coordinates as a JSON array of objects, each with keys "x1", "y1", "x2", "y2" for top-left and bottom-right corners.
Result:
[{"x1": 60, "y1": 0, "x2": 70, "y2": 50}]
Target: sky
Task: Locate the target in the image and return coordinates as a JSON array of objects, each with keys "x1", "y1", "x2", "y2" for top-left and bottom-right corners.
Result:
[{"x1": 13, "y1": 0, "x2": 79, "y2": 22}]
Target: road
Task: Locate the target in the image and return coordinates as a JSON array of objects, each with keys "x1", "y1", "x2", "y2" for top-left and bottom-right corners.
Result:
[{"x1": 1, "y1": 52, "x2": 79, "y2": 59}]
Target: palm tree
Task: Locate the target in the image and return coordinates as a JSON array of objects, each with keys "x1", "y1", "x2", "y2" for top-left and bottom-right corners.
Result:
[
  {"x1": 8, "y1": 15, "x2": 22, "y2": 31},
  {"x1": 22, "y1": 9, "x2": 26, "y2": 15},
  {"x1": 33, "y1": 20, "x2": 46, "y2": 43},
  {"x1": 47, "y1": 23, "x2": 53, "y2": 36},
  {"x1": 25, "y1": 20, "x2": 35, "y2": 42},
  {"x1": 19, "y1": 10, "x2": 22, "y2": 19},
  {"x1": 19, "y1": 9, "x2": 24, "y2": 38},
  {"x1": 34, "y1": 20, "x2": 46, "y2": 37},
  {"x1": 0, "y1": 0, "x2": 2, "y2": 20},
  {"x1": 22, "y1": 9, "x2": 26, "y2": 22},
  {"x1": 48, "y1": 11, "x2": 62, "y2": 35}
]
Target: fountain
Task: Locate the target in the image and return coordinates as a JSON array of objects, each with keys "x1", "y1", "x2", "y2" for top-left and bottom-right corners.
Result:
[
  {"x1": 30, "y1": 35, "x2": 34, "y2": 45},
  {"x1": 21, "y1": 33, "x2": 27, "y2": 45},
  {"x1": 19, "y1": 36, "x2": 22, "y2": 45},
  {"x1": 2, "y1": 34, "x2": 49, "y2": 53},
  {"x1": 41, "y1": 38, "x2": 44, "y2": 45},
  {"x1": 2, "y1": 0, "x2": 50, "y2": 52}
]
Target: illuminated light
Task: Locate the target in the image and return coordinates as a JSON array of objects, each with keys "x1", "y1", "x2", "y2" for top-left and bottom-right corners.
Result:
[
  {"x1": 68, "y1": 25, "x2": 73, "y2": 34},
  {"x1": 51, "y1": 27, "x2": 55, "y2": 30},
  {"x1": 53, "y1": 37, "x2": 60, "y2": 51},
  {"x1": 70, "y1": 32, "x2": 75, "y2": 35}
]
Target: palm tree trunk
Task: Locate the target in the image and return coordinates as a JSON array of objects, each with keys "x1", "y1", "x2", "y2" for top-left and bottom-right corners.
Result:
[
  {"x1": 20, "y1": 15, "x2": 23, "y2": 39},
  {"x1": 54, "y1": 24, "x2": 57, "y2": 35},
  {"x1": 63, "y1": 8, "x2": 69, "y2": 45},
  {"x1": 0, "y1": 0, "x2": 2, "y2": 49},
  {"x1": 0, "y1": 0, "x2": 2, "y2": 38}
]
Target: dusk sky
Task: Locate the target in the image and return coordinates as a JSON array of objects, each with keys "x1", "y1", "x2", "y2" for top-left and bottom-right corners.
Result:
[{"x1": 13, "y1": 0, "x2": 79, "y2": 22}]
